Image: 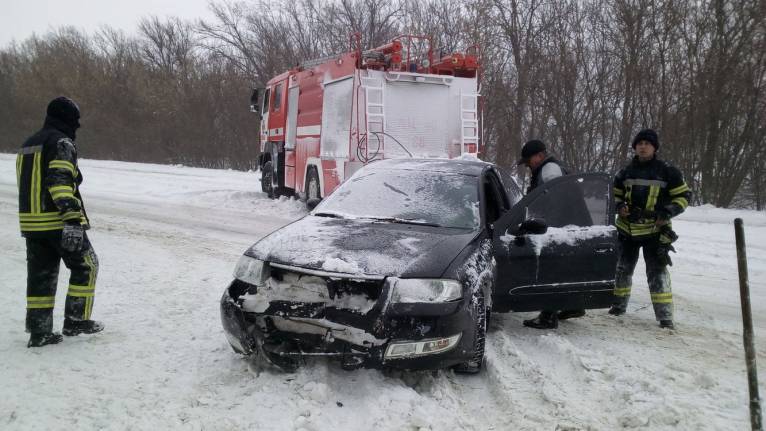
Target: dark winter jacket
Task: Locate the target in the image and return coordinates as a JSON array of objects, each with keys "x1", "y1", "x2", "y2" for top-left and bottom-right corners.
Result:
[
  {"x1": 17, "y1": 116, "x2": 89, "y2": 237},
  {"x1": 528, "y1": 156, "x2": 568, "y2": 193},
  {"x1": 613, "y1": 156, "x2": 690, "y2": 238}
]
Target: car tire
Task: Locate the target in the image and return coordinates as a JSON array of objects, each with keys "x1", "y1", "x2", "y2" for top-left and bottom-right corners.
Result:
[
  {"x1": 453, "y1": 289, "x2": 487, "y2": 374},
  {"x1": 306, "y1": 167, "x2": 321, "y2": 201},
  {"x1": 262, "y1": 160, "x2": 276, "y2": 198}
]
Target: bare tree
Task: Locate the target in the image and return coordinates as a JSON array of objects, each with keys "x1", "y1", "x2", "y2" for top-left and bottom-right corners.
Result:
[{"x1": 0, "y1": 0, "x2": 763, "y2": 206}]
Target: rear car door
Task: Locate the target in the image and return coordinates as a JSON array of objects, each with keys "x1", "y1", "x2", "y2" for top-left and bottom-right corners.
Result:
[{"x1": 491, "y1": 173, "x2": 618, "y2": 312}]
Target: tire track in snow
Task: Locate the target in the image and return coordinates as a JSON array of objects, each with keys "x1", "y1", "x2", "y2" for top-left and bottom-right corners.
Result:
[{"x1": 482, "y1": 319, "x2": 577, "y2": 429}]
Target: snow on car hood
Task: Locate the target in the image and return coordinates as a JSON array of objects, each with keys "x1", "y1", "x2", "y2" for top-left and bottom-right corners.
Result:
[{"x1": 246, "y1": 215, "x2": 478, "y2": 277}]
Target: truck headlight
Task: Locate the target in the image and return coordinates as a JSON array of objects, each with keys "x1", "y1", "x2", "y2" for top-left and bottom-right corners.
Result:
[
  {"x1": 390, "y1": 278, "x2": 462, "y2": 303},
  {"x1": 233, "y1": 255, "x2": 267, "y2": 286}
]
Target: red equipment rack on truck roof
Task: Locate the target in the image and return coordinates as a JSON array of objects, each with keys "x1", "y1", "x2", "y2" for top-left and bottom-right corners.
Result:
[{"x1": 251, "y1": 34, "x2": 481, "y2": 201}]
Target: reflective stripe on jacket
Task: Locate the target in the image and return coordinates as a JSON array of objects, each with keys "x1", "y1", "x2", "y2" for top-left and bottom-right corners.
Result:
[
  {"x1": 17, "y1": 120, "x2": 89, "y2": 237},
  {"x1": 613, "y1": 156, "x2": 690, "y2": 238}
]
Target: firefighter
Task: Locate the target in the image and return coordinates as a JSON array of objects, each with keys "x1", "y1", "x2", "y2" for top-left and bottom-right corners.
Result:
[
  {"x1": 516, "y1": 140, "x2": 586, "y2": 329},
  {"x1": 610, "y1": 129, "x2": 690, "y2": 329},
  {"x1": 17, "y1": 97, "x2": 104, "y2": 348}
]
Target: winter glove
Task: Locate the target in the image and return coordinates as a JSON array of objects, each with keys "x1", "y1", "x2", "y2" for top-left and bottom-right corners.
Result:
[
  {"x1": 656, "y1": 244, "x2": 675, "y2": 267},
  {"x1": 61, "y1": 223, "x2": 84, "y2": 252},
  {"x1": 655, "y1": 209, "x2": 671, "y2": 226},
  {"x1": 659, "y1": 226, "x2": 679, "y2": 245},
  {"x1": 618, "y1": 205, "x2": 630, "y2": 219}
]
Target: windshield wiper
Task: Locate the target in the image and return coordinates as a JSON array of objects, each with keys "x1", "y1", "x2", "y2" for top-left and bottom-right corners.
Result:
[
  {"x1": 366, "y1": 216, "x2": 443, "y2": 227},
  {"x1": 313, "y1": 212, "x2": 346, "y2": 219}
]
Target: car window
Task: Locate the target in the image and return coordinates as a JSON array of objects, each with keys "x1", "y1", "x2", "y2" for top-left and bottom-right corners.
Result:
[
  {"x1": 487, "y1": 171, "x2": 510, "y2": 210},
  {"x1": 524, "y1": 175, "x2": 610, "y2": 227},
  {"x1": 483, "y1": 179, "x2": 500, "y2": 224},
  {"x1": 494, "y1": 166, "x2": 522, "y2": 206},
  {"x1": 483, "y1": 172, "x2": 509, "y2": 224},
  {"x1": 314, "y1": 168, "x2": 480, "y2": 229}
]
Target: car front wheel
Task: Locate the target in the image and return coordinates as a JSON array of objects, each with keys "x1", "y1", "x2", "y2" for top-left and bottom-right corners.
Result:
[{"x1": 453, "y1": 289, "x2": 487, "y2": 374}]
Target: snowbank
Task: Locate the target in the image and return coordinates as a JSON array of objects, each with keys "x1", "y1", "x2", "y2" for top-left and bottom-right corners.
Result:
[{"x1": 0, "y1": 154, "x2": 764, "y2": 430}]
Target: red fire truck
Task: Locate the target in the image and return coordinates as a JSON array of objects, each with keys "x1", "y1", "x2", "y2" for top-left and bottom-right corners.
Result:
[{"x1": 251, "y1": 35, "x2": 480, "y2": 200}]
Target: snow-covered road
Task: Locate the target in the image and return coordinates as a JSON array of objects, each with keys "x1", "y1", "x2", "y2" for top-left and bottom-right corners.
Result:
[{"x1": 1, "y1": 153, "x2": 765, "y2": 430}]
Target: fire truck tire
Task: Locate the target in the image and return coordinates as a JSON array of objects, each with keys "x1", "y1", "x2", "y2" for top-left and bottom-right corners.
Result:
[
  {"x1": 262, "y1": 161, "x2": 276, "y2": 198},
  {"x1": 306, "y1": 167, "x2": 321, "y2": 201}
]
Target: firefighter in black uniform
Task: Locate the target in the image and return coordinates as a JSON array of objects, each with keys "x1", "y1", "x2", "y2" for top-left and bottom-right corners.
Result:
[
  {"x1": 610, "y1": 129, "x2": 691, "y2": 329},
  {"x1": 17, "y1": 97, "x2": 104, "y2": 347},
  {"x1": 517, "y1": 140, "x2": 586, "y2": 329}
]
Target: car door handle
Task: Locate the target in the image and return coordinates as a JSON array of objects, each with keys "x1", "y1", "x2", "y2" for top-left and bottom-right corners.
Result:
[{"x1": 594, "y1": 245, "x2": 614, "y2": 254}]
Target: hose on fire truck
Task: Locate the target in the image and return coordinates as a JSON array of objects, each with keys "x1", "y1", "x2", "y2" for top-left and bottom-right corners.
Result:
[{"x1": 357, "y1": 131, "x2": 412, "y2": 163}]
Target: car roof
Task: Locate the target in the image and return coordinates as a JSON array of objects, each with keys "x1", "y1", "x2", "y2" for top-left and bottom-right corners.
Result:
[{"x1": 365, "y1": 158, "x2": 492, "y2": 176}]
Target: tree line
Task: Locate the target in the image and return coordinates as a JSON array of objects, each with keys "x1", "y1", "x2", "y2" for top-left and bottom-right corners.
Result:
[{"x1": 0, "y1": 0, "x2": 763, "y2": 208}]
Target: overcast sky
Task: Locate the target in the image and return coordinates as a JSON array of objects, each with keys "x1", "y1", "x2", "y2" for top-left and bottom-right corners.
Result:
[{"x1": 0, "y1": 0, "x2": 217, "y2": 47}]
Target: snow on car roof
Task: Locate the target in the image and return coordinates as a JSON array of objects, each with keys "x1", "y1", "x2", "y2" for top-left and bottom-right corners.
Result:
[{"x1": 365, "y1": 158, "x2": 491, "y2": 176}]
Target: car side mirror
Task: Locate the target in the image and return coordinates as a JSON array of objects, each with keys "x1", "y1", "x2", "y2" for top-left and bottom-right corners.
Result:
[
  {"x1": 306, "y1": 198, "x2": 321, "y2": 210},
  {"x1": 517, "y1": 218, "x2": 548, "y2": 235}
]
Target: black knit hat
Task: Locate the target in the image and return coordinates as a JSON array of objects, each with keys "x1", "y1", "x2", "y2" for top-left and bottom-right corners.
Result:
[
  {"x1": 632, "y1": 128, "x2": 659, "y2": 150},
  {"x1": 516, "y1": 139, "x2": 546, "y2": 165},
  {"x1": 46, "y1": 97, "x2": 81, "y2": 130}
]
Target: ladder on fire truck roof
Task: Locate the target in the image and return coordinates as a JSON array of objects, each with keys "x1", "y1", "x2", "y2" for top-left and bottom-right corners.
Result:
[
  {"x1": 361, "y1": 75, "x2": 385, "y2": 160},
  {"x1": 460, "y1": 90, "x2": 479, "y2": 155}
]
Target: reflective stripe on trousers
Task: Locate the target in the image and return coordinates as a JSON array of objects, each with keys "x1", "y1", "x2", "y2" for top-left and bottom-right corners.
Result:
[
  {"x1": 612, "y1": 237, "x2": 673, "y2": 321},
  {"x1": 25, "y1": 234, "x2": 99, "y2": 334}
]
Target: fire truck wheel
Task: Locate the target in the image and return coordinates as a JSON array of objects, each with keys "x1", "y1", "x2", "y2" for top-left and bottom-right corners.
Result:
[
  {"x1": 262, "y1": 161, "x2": 275, "y2": 198},
  {"x1": 306, "y1": 168, "x2": 321, "y2": 201}
]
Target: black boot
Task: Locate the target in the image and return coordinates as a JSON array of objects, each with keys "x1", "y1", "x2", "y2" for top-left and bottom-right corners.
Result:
[
  {"x1": 608, "y1": 305, "x2": 626, "y2": 316},
  {"x1": 28, "y1": 332, "x2": 63, "y2": 348},
  {"x1": 63, "y1": 319, "x2": 105, "y2": 336},
  {"x1": 659, "y1": 320, "x2": 675, "y2": 329},
  {"x1": 523, "y1": 311, "x2": 558, "y2": 329},
  {"x1": 557, "y1": 309, "x2": 586, "y2": 320}
]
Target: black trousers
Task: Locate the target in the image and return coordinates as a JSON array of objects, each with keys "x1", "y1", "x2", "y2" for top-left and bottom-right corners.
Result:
[
  {"x1": 25, "y1": 233, "x2": 99, "y2": 334},
  {"x1": 612, "y1": 235, "x2": 673, "y2": 321}
]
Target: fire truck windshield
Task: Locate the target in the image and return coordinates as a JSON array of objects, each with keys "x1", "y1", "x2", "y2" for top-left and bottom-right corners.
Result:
[{"x1": 312, "y1": 168, "x2": 480, "y2": 230}]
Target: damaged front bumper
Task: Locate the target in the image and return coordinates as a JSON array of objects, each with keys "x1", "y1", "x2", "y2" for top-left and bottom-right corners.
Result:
[{"x1": 220, "y1": 270, "x2": 476, "y2": 371}]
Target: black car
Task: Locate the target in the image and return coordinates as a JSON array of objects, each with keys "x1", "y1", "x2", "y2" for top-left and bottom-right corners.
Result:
[{"x1": 220, "y1": 158, "x2": 618, "y2": 373}]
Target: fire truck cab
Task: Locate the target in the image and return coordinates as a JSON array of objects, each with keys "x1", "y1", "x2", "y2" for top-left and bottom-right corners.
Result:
[{"x1": 251, "y1": 35, "x2": 481, "y2": 201}]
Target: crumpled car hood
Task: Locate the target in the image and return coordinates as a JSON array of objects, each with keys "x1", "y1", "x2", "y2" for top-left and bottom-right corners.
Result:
[{"x1": 246, "y1": 215, "x2": 477, "y2": 277}]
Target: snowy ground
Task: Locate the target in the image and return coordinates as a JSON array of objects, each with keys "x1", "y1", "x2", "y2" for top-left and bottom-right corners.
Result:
[{"x1": 1, "y1": 153, "x2": 765, "y2": 430}]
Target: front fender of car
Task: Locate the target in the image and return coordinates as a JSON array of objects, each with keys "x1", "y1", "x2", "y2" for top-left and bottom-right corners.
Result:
[
  {"x1": 220, "y1": 282, "x2": 256, "y2": 355},
  {"x1": 440, "y1": 234, "x2": 494, "y2": 302}
]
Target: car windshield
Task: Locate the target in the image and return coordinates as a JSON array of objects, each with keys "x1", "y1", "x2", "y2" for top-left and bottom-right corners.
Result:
[{"x1": 313, "y1": 168, "x2": 480, "y2": 229}]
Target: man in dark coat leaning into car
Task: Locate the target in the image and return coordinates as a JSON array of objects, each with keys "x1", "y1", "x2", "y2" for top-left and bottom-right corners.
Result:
[
  {"x1": 516, "y1": 139, "x2": 586, "y2": 329},
  {"x1": 16, "y1": 97, "x2": 104, "y2": 347},
  {"x1": 610, "y1": 129, "x2": 691, "y2": 329}
]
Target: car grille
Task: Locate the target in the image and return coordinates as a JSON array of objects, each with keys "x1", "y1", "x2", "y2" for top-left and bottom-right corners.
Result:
[{"x1": 269, "y1": 264, "x2": 385, "y2": 301}]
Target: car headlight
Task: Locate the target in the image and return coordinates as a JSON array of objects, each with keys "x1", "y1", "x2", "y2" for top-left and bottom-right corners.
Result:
[
  {"x1": 233, "y1": 255, "x2": 267, "y2": 286},
  {"x1": 390, "y1": 278, "x2": 462, "y2": 303}
]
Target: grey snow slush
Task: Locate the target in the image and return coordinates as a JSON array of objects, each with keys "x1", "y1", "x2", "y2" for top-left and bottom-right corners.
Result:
[{"x1": 220, "y1": 159, "x2": 619, "y2": 373}]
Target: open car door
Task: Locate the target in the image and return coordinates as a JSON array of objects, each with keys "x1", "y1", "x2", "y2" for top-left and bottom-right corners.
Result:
[{"x1": 491, "y1": 173, "x2": 618, "y2": 312}]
